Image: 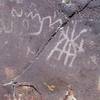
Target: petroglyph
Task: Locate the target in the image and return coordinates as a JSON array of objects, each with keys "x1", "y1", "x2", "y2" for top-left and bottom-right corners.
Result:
[
  {"x1": 54, "y1": 11, "x2": 57, "y2": 19},
  {"x1": 10, "y1": 7, "x2": 63, "y2": 36},
  {"x1": 0, "y1": 19, "x2": 13, "y2": 34},
  {"x1": 47, "y1": 21, "x2": 88, "y2": 67},
  {"x1": 11, "y1": 8, "x2": 23, "y2": 18},
  {"x1": 2, "y1": 82, "x2": 41, "y2": 100},
  {"x1": 22, "y1": 19, "x2": 29, "y2": 30},
  {"x1": 89, "y1": 41, "x2": 95, "y2": 47},
  {"x1": 26, "y1": 11, "x2": 62, "y2": 35},
  {"x1": 26, "y1": 46, "x2": 35, "y2": 56},
  {"x1": 0, "y1": 41, "x2": 9, "y2": 50},
  {"x1": 4, "y1": 21, "x2": 13, "y2": 33},
  {"x1": 90, "y1": 55, "x2": 97, "y2": 65}
]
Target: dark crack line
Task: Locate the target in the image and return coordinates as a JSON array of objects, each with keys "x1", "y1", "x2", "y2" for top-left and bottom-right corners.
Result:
[
  {"x1": 3, "y1": 0, "x2": 94, "y2": 83},
  {"x1": 1, "y1": 0, "x2": 94, "y2": 93},
  {"x1": 35, "y1": 0, "x2": 94, "y2": 57},
  {"x1": 15, "y1": 0, "x2": 94, "y2": 82},
  {"x1": 77, "y1": 0, "x2": 94, "y2": 12}
]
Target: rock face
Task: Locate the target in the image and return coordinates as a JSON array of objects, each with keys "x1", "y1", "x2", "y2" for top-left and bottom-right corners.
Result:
[{"x1": 0, "y1": 0, "x2": 100, "y2": 100}]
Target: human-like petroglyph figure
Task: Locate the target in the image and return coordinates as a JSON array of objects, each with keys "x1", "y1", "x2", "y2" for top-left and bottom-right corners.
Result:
[{"x1": 47, "y1": 21, "x2": 88, "y2": 67}]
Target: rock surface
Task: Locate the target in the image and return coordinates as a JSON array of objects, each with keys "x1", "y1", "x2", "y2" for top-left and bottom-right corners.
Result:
[{"x1": 0, "y1": 0, "x2": 100, "y2": 100}]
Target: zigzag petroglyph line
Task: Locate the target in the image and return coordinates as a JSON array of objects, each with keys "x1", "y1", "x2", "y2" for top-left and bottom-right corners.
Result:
[
  {"x1": 11, "y1": 8, "x2": 63, "y2": 36},
  {"x1": 26, "y1": 12, "x2": 63, "y2": 35}
]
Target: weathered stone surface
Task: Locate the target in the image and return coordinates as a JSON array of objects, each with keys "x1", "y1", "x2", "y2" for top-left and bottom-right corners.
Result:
[{"x1": 0, "y1": 0, "x2": 100, "y2": 100}]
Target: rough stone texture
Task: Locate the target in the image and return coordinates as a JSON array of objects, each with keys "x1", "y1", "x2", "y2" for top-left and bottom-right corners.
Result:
[{"x1": 0, "y1": 0, "x2": 100, "y2": 100}]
